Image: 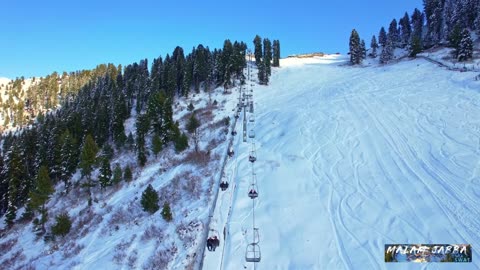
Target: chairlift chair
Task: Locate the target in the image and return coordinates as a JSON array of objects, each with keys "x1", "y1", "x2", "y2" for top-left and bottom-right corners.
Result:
[
  {"x1": 249, "y1": 115, "x2": 255, "y2": 122},
  {"x1": 227, "y1": 147, "x2": 234, "y2": 157},
  {"x1": 248, "y1": 184, "x2": 258, "y2": 199},
  {"x1": 245, "y1": 243, "x2": 261, "y2": 262},
  {"x1": 249, "y1": 143, "x2": 257, "y2": 163},
  {"x1": 207, "y1": 228, "x2": 221, "y2": 252},
  {"x1": 245, "y1": 228, "x2": 261, "y2": 262},
  {"x1": 220, "y1": 181, "x2": 229, "y2": 191},
  {"x1": 249, "y1": 130, "x2": 255, "y2": 138}
]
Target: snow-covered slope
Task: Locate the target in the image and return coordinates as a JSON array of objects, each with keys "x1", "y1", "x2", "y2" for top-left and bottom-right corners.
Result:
[
  {"x1": 204, "y1": 55, "x2": 480, "y2": 269},
  {"x1": 0, "y1": 83, "x2": 239, "y2": 269}
]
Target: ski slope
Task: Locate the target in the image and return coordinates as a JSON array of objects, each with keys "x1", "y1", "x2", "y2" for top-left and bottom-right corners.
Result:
[{"x1": 204, "y1": 55, "x2": 480, "y2": 270}]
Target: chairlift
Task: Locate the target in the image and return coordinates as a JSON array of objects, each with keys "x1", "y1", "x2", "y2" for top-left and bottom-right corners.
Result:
[
  {"x1": 249, "y1": 143, "x2": 257, "y2": 163},
  {"x1": 249, "y1": 130, "x2": 255, "y2": 138},
  {"x1": 245, "y1": 228, "x2": 261, "y2": 262},
  {"x1": 248, "y1": 183, "x2": 258, "y2": 199},
  {"x1": 207, "y1": 228, "x2": 221, "y2": 252},
  {"x1": 245, "y1": 243, "x2": 261, "y2": 262},
  {"x1": 227, "y1": 147, "x2": 234, "y2": 157},
  {"x1": 249, "y1": 115, "x2": 255, "y2": 122},
  {"x1": 220, "y1": 181, "x2": 229, "y2": 191}
]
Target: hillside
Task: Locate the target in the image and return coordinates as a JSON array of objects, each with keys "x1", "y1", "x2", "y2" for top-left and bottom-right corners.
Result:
[
  {"x1": 0, "y1": 81, "x2": 241, "y2": 269},
  {"x1": 1, "y1": 50, "x2": 479, "y2": 269},
  {"x1": 203, "y1": 54, "x2": 480, "y2": 269}
]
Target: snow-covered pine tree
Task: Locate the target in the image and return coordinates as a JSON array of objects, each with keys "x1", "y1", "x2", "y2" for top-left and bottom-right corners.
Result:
[
  {"x1": 399, "y1": 12, "x2": 412, "y2": 47},
  {"x1": 253, "y1": 35, "x2": 263, "y2": 66},
  {"x1": 458, "y1": 29, "x2": 473, "y2": 61},
  {"x1": 388, "y1": 19, "x2": 400, "y2": 47},
  {"x1": 410, "y1": 8, "x2": 424, "y2": 54},
  {"x1": 360, "y1": 39, "x2": 367, "y2": 60},
  {"x1": 99, "y1": 158, "x2": 112, "y2": 190},
  {"x1": 349, "y1": 29, "x2": 362, "y2": 65},
  {"x1": 370, "y1": 35, "x2": 379, "y2": 58},
  {"x1": 379, "y1": 27, "x2": 387, "y2": 47},
  {"x1": 424, "y1": 0, "x2": 444, "y2": 46},
  {"x1": 449, "y1": 24, "x2": 462, "y2": 58},
  {"x1": 380, "y1": 37, "x2": 394, "y2": 64}
]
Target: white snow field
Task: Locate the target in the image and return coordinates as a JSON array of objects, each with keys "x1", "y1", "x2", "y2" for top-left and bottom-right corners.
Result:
[{"x1": 203, "y1": 55, "x2": 480, "y2": 270}]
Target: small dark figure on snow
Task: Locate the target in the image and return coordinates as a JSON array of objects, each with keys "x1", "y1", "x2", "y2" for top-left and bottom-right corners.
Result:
[{"x1": 231, "y1": 130, "x2": 237, "y2": 136}]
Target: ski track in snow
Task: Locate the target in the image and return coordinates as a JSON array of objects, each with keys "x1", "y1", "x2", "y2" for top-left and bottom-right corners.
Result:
[{"x1": 203, "y1": 56, "x2": 480, "y2": 270}]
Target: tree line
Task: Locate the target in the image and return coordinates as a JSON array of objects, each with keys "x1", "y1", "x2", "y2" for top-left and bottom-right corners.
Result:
[
  {"x1": 0, "y1": 38, "x2": 260, "y2": 229},
  {"x1": 253, "y1": 35, "x2": 281, "y2": 85},
  {"x1": 349, "y1": 0, "x2": 477, "y2": 65}
]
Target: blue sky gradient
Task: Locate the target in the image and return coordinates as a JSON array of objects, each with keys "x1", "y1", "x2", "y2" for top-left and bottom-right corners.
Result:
[{"x1": 1, "y1": 0, "x2": 422, "y2": 78}]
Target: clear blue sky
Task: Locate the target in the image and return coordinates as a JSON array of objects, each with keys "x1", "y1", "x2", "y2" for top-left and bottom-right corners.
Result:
[{"x1": 1, "y1": 0, "x2": 423, "y2": 78}]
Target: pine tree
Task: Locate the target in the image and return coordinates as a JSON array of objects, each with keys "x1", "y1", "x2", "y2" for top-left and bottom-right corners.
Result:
[
  {"x1": 51, "y1": 212, "x2": 72, "y2": 237},
  {"x1": 253, "y1": 35, "x2": 263, "y2": 66},
  {"x1": 80, "y1": 134, "x2": 98, "y2": 180},
  {"x1": 112, "y1": 164, "x2": 122, "y2": 185},
  {"x1": 174, "y1": 132, "x2": 189, "y2": 153},
  {"x1": 349, "y1": 29, "x2": 362, "y2": 65},
  {"x1": 399, "y1": 12, "x2": 412, "y2": 47},
  {"x1": 449, "y1": 24, "x2": 462, "y2": 58},
  {"x1": 272, "y1": 40, "x2": 281, "y2": 67},
  {"x1": 4, "y1": 145, "x2": 24, "y2": 227},
  {"x1": 79, "y1": 134, "x2": 98, "y2": 200},
  {"x1": 186, "y1": 113, "x2": 201, "y2": 152},
  {"x1": 411, "y1": 8, "x2": 424, "y2": 41},
  {"x1": 99, "y1": 158, "x2": 112, "y2": 190},
  {"x1": 388, "y1": 19, "x2": 400, "y2": 47},
  {"x1": 370, "y1": 35, "x2": 379, "y2": 58},
  {"x1": 151, "y1": 134, "x2": 163, "y2": 158},
  {"x1": 161, "y1": 202, "x2": 173, "y2": 222},
  {"x1": 29, "y1": 165, "x2": 54, "y2": 232},
  {"x1": 263, "y1": 38, "x2": 272, "y2": 76},
  {"x1": 458, "y1": 29, "x2": 473, "y2": 61},
  {"x1": 424, "y1": 0, "x2": 444, "y2": 46},
  {"x1": 141, "y1": 184, "x2": 159, "y2": 214},
  {"x1": 257, "y1": 61, "x2": 266, "y2": 84},
  {"x1": 379, "y1": 27, "x2": 387, "y2": 47},
  {"x1": 59, "y1": 129, "x2": 78, "y2": 192},
  {"x1": 124, "y1": 165, "x2": 133, "y2": 182},
  {"x1": 380, "y1": 37, "x2": 394, "y2": 64},
  {"x1": 410, "y1": 36, "x2": 423, "y2": 57},
  {"x1": 360, "y1": 39, "x2": 367, "y2": 59}
]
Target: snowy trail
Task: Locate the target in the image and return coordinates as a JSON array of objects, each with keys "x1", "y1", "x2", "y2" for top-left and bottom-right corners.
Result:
[{"x1": 218, "y1": 56, "x2": 480, "y2": 270}]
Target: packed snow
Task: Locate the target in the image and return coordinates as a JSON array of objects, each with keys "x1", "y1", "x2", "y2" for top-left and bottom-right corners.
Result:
[{"x1": 203, "y1": 55, "x2": 480, "y2": 270}]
